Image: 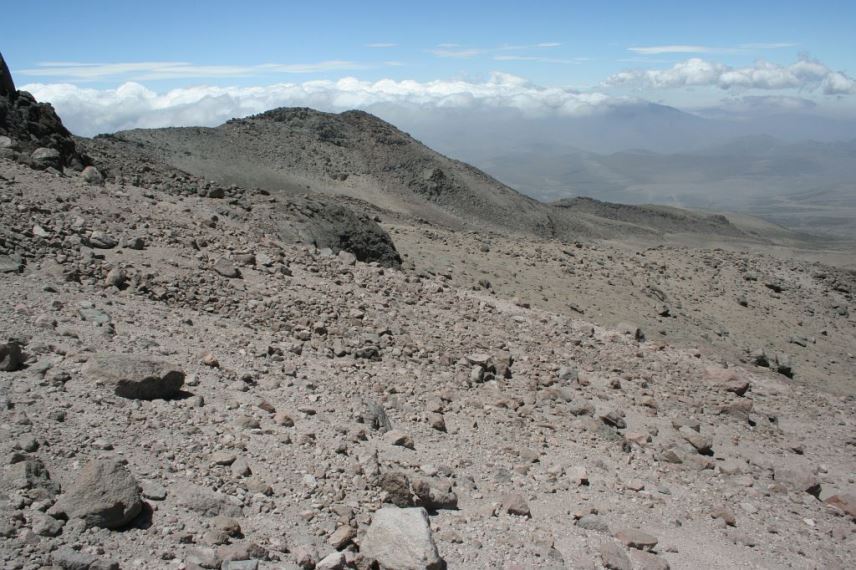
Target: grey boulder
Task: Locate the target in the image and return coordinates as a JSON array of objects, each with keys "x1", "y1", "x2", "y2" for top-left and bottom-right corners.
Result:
[
  {"x1": 361, "y1": 506, "x2": 445, "y2": 570},
  {"x1": 83, "y1": 353, "x2": 185, "y2": 399},
  {"x1": 50, "y1": 459, "x2": 142, "y2": 529}
]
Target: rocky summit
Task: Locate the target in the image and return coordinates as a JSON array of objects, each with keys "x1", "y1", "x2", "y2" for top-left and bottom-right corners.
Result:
[{"x1": 0, "y1": 56, "x2": 855, "y2": 570}]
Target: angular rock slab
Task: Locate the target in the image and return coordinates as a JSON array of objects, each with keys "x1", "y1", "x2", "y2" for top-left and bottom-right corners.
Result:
[
  {"x1": 51, "y1": 459, "x2": 142, "y2": 529},
  {"x1": 361, "y1": 506, "x2": 445, "y2": 570},
  {"x1": 83, "y1": 353, "x2": 184, "y2": 399}
]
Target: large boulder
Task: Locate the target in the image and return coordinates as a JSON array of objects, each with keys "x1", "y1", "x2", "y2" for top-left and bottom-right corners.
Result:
[
  {"x1": 774, "y1": 465, "x2": 821, "y2": 497},
  {"x1": 360, "y1": 506, "x2": 445, "y2": 570},
  {"x1": 83, "y1": 353, "x2": 185, "y2": 399},
  {"x1": 0, "y1": 341, "x2": 24, "y2": 371},
  {"x1": 50, "y1": 459, "x2": 142, "y2": 529},
  {"x1": 264, "y1": 195, "x2": 402, "y2": 268}
]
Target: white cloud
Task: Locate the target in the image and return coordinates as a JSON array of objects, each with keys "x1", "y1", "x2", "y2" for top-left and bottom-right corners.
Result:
[
  {"x1": 428, "y1": 47, "x2": 483, "y2": 58},
  {"x1": 21, "y1": 73, "x2": 625, "y2": 137},
  {"x1": 493, "y1": 55, "x2": 584, "y2": 64},
  {"x1": 605, "y1": 56, "x2": 856, "y2": 94},
  {"x1": 18, "y1": 60, "x2": 368, "y2": 81},
  {"x1": 738, "y1": 42, "x2": 797, "y2": 50},
  {"x1": 429, "y1": 42, "x2": 566, "y2": 59},
  {"x1": 628, "y1": 45, "x2": 727, "y2": 55},
  {"x1": 629, "y1": 43, "x2": 796, "y2": 55}
]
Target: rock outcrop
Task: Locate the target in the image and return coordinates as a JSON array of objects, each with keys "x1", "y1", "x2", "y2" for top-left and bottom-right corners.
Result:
[{"x1": 0, "y1": 50, "x2": 87, "y2": 169}]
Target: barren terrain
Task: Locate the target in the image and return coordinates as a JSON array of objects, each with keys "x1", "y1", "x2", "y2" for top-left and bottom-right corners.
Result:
[{"x1": 1, "y1": 67, "x2": 855, "y2": 570}]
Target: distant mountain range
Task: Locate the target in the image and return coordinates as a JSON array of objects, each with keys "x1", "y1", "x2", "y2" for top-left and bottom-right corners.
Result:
[{"x1": 467, "y1": 134, "x2": 856, "y2": 239}]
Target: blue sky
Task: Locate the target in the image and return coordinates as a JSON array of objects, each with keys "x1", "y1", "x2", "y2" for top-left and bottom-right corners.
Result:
[{"x1": 3, "y1": 0, "x2": 856, "y2": 135}]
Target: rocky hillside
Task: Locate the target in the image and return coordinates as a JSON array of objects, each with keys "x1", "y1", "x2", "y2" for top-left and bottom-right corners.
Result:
[
  {"x1": 108, "y1": 108, "x2": 761, "y2": 242},
  {"x1": 1, "y1": 156, "x2": 855, "y2": 570},
  {"x1": 551, "y1": 197, "x2": 745, "y2": 238}
]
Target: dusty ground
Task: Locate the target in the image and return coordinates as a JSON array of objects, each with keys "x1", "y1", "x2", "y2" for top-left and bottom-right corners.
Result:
[
  {"x1": 389, "y1": 223, "x2": 856, "y2": 397},
  {"x1": 1, "y1": 159, "x2": 855, "y2": 570}
]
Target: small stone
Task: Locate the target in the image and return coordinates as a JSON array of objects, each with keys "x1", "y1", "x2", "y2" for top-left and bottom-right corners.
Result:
[
  {"x1": 316, "y1": 551, "x2": 346, "y2": 570},
  {"x1": 213, "y1": 258, "x2": 241, "y2": 278},
  {"x1": 568, "y1": 465, "x2": 589, "y2": 486},
  {"x1": 328, "y1": 524, "x2": 356, "y2": 549},
  {"x1": 82, "y1": 166, "x2": 104, "y2": 185},
  {"x1": 212, "y1": 515, "x2": 242, "y2": 537},
  {"x1": 88, "y1": 230, "x2": 118, "y2": 249},
  {"x1": 628, "y1": 549, "x2": 671, "y2": 570},
  {"x1": 231, "y1": 457, "x2": 252, "y2": 477},
  {"x1": 825, "y1": 494, "x2": 856, "y2": 518},
  {"x1": 614, "y1": 528, "x2": 658, "y2": 551},
  {"x1": 600, "y1": 541, "x2": 631, "y2": 570},
  {"x1": 502, "y1": 493, "x2": 531, "y2": 518},
  {"x1": 384, "y1": 429, "x2": 415, "y2": 449},
  {"x1": 104, "y1": 267, "x2": 126, "y2": 288},
  {"x1": 711, "y1": 506, "x2": 737, "y2": 526},
  {"x1": 601, "y1": 410, "x2": 627, "y2": 429},
  {"x1": 577, "y1": 514, "x2": 610, "y2": 533},
  {"x1": 201, "y1": 352, "x2": 220, "y2": 368},
  {"x1": 679, "y1": 426, "x2": 713, "y2": 455},
  {"x1": 30, "y1": 511, "x2": 64, "y2": 536},
  {"x1": 141, "y1": 480, "x2": 168, "y2": 501},
  {"x1": 210, "y1": 451, "x2": 237, "y2": 466}
]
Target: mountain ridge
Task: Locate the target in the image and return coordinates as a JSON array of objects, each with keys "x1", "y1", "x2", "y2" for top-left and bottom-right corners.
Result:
[{"x1": 106, "y1": 106, "x2": 769, "y2": 243}]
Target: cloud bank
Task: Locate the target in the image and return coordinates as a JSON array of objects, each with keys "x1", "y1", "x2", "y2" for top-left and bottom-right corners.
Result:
[
  {"x1": 606, "y1": 56, "x2": 856, "y2": 94},
  {"x1": 22, "y1": 73, "x2": 622, "y2": 136}
]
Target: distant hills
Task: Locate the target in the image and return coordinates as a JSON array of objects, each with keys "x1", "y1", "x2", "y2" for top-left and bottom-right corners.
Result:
[
  {"x1": 470, "y1": 135, "x2": 856, "y2": 239},
  {"x1": 102, "y1": 107, "x2": 767, "y2": 242}
]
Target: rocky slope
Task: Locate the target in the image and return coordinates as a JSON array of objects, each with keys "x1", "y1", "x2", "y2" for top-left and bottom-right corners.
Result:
[{"x1": 1, "y1": 158, "x2": 855, "y2": 570}]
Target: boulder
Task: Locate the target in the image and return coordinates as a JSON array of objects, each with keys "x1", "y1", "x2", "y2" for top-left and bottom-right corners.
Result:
[
  {"x1": 0, "y1": 254, "x2": 23, "y2": 273},
  {"x1": 88, "y1": 231, "x2": 118, "y2": 249},
  {"x1": 361, "y1": 506, "x2": 445, "y2": 570},
  {"x1": 614, "y1": 528, "x2": 658, "y2": 551},
  {"x1": 50, "y1": 459, "x2": 142, "y2": 529},
  {"x1": 774, "y1": 466, "x2": 821, "y2": 497},
  {"x1": 825, "y1": 493, "x2": 856, "y2": 518},
  {"x1": 81, "y1": 165, "x2": 104, "y2": 185},
  {"x1": 82, "y1": 353, "x2": 185, "y2": 399},
  {"x1": 0, "y1": 341, "x2": 24, "y2": 371},
  {"x1": 176, "y1": 483, "x2": 243, "y2": 517},
  {"x1": 679, "y1": 426, "x2": 713, "y2": 455},
  {"x1": 50, "y1": 547, "x2": 119, "y2": 570},
  {"x1": 502, "y1": 493, "x2": 531, "y2": 517},
  {"x1": 31, "y1": 147, "x2": 61, "y2": 169},
  {"x1": 600, "y1": 541, "x2": 631, "y2": 570},
  {"x1": 214, "y1": 258, "x2": 241, "y2": 278}
]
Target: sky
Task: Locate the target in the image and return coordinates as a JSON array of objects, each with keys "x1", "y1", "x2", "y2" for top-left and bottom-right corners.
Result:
[{"x1": 4, "y1": 0, "x2": 856, "y2": 138}]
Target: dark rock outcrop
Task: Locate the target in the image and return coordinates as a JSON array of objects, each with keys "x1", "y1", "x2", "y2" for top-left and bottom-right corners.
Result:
[
  {"x1": 0, "y1": 52, "x2": 15, "y2": 98},
  {"x1": 0, "y1": 50, "x2": 88, "y2": 170}
]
